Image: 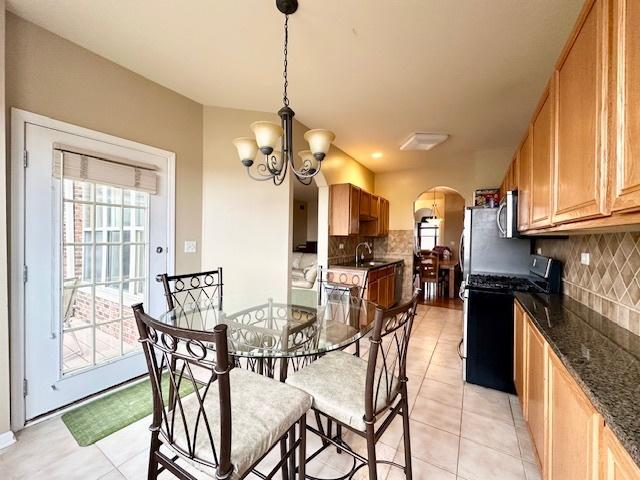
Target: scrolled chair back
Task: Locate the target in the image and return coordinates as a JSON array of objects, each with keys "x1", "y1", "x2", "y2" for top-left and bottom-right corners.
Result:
[
  {"x1": 157, "y1": 269, "x2": 223, "y2": 331},
  {"x1": 132, "y1": 303, "x2": 234, "y2": 480},
  {"x1": 158, "y1": 269, "x2": 223, "y2": 311},
  {"x1": 364, "y1": 291, "x2": 420, "y2": 423}
]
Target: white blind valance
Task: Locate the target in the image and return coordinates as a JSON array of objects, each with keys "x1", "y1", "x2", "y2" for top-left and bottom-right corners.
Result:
[{"x1": 53, "y1": 149, "x2": 158, "y2": 195}]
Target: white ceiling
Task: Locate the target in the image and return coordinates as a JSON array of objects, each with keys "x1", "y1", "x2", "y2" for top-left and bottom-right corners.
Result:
[{"x1": 7, "y1": 0, "x2": 583, "y2": 173}]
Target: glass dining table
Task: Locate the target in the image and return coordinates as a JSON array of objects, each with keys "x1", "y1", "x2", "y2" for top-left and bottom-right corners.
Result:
[
  {"x1": 157, "y1": 293, "x2": 377, "y2": 380},
  {"x1": 156, "y1": 292, "x2": 378, "y2": 480}
]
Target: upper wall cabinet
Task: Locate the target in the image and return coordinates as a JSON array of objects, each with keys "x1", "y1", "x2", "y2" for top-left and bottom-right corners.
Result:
[
  {"x1": 519, "y1": 133, "x2": 532, "y2": 232},
  {"x1": 530, "y1": 87, "x2": 555, "y2": 229},
  {"x1": 330, "y1": 184, "x2": 389, "y2": 236},
  {"x1": 552, "y1": 0, "x2": 610, "y2": 225},
  {"x1": 330, "y1": 183, "x2": 360, "y2": 236},
  {"x1": 611, "y1": 0, "x2": 640, "y2": 213}
]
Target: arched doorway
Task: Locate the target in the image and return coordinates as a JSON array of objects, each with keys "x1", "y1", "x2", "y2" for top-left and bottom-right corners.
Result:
[{"x1": 413, "y1": 186, "x2": 465, "y2": 308}]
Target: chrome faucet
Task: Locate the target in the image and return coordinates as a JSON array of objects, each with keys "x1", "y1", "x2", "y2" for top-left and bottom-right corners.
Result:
[{"x1": 355, "y1": 242, "x2": 372, "y2": 265}]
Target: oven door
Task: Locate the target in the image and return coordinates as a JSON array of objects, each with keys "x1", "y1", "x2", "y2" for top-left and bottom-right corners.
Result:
[{"x1": 464, "y1": 288, "x2": 516, "y2": 393}]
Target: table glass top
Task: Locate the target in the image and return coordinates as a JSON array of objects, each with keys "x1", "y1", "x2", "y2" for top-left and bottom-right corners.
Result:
[{"x1": 157, "y1": 295, "x2": 376, "y2": 358}]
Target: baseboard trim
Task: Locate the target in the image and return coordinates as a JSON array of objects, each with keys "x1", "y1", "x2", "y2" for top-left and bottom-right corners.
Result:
[{"x1": 0, "y1": 430, "x2": 16, "y2": 450}]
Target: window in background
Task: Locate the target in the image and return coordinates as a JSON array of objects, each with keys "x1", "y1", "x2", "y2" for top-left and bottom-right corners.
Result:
[{"x1": 418, "y1": 222, "x2": 439, "y2": 251}]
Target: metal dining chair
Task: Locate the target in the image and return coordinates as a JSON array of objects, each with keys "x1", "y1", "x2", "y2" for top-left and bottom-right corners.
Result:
[
  {"x1": 132, "y1": 303, "x2": 312, "y2": 480},
  {"x1": 419, "y1": 252, "x2": 442, "y2": 299},
  {"x1": 317, "y1": 265, "x2": 369, "y2": 357},
  {"x1": 285, "y1": 291, "x2": 420, "y2": 480},
  {"x1": 158, "y1": 269, "x2": 223, "y2": 313}
]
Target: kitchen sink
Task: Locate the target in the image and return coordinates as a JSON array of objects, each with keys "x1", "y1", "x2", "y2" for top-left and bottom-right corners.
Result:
[{"x1": 360, "y1": 260, "x2": 387, "y2": 266}]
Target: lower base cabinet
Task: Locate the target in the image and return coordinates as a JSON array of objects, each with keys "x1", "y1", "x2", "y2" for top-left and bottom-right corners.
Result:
[
  {"x1": 514, "y1": 301, "x2": 640, "y2": 480},
  {"x1": 601, "y1": 426, "x2": 640, "y2": 480},
  {"x1": 526, "y1": 323, "x2": 547, "y2": 464},
  {"x1": 547, "y1": 351, "x2": 602, "y2": 480}
]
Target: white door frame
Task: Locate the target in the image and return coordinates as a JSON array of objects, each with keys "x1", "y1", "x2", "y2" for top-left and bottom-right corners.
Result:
[{"x1": 10, "y1": 108, "x2": 176, "y2": 430}]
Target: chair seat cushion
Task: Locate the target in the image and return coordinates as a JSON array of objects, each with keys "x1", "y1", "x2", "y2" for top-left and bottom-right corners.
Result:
[
  {"x1": 285, "y1": 350, "x2": 399, "y2": 431},
  {"x1": 169, "y1": 367, "x2": 312, "y2": 479}
]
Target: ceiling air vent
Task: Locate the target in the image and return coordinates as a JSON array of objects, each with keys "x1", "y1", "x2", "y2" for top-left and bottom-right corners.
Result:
[{"x1": 399, "y1": 133, "x2": 449, "y2": 151}]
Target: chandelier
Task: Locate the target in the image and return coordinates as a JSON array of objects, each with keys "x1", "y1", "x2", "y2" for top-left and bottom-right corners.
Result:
[{"x1": 232, "y1": 0, "x2": 335, "y2": 185}]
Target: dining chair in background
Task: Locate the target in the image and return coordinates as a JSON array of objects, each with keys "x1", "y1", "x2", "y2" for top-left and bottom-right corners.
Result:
[
  {"x1": 317, "y1": 265, "x2": 370, "y2": 358},
  {"x1": 132, "y1": 303, "x2": 312, "y2": 480},
  {"x1": 285, "y1": 291, "x2": 420, "y2": 480},
  {"x1": 419, "y1": 252, "x2": 442, "y2": 299},
  {"x1": 158, "y1": 269, "x2": 223, "y2": 311}
]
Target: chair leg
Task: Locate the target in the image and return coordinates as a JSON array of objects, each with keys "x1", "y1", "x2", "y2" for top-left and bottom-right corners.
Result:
[
  {"x1": 298, "y1": 415, "x2": 306, "y2": 480},
  {"x1": 280, "y1": 436, "x2": 290, "y2": 480},
  {"x1": 401, "y1": 388, "x2": 413, "y2": 480},
  {"x1": 365, "y1": 423, "x2": 378, "y2": 480},
  {"x1": 288, "y1": 425, "x2": 296, "y2": 480},
  {"x1": 147, "y1": 430, "x2": 161, "y2": 480}
]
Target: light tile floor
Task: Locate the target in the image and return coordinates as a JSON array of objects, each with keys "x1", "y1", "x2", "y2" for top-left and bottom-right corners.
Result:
[{"x1": 0, "y1": 305, "x2": 542, "y2": 480}]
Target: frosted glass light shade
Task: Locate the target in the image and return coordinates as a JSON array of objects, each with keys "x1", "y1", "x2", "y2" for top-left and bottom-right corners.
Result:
[
  {"x1": 251, "y1": 121, "x2": 283, "y2": 154},
  {"x1": 297, "y1": 150, "x2": 317, "y2": 172},
  {"x1": 304, "y1": 129, "x2": 335, "y2": 158},
  {"x1": 232, "y1": 137, "x2": 258, "y2": 162}
]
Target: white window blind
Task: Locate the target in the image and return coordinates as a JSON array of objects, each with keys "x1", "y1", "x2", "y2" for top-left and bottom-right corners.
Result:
[{"x1": 53, "y1": 148, "x2": 158, "y2": 194}]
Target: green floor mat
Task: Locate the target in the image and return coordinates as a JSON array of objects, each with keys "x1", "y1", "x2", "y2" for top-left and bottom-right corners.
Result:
[{"x1": 62, "y1": 373, "x2": 197, "y2": 446}]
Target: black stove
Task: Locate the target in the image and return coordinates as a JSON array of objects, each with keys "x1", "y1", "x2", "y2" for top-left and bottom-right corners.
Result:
[{"x1": 466, "y1": 274, "x2": 544, "y2": 294}]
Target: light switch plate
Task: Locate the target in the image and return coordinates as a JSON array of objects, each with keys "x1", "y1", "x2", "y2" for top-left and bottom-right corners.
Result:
[
  {"x1": 580, "y1": 252, "x2": 590, "y2": 266},
  {"x1": 184, "y1": 241, "x2": 197, "y2": 253},
  {"x1": 536, "y1": 248, "x2": 542, "y2": 255},
  {"x1": 339, "y1": 243, "x2": 344, "y2": 250}
]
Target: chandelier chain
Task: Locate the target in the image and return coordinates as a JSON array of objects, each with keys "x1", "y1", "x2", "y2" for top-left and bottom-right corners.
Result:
[{"x1": 283, "y1": 15, "x2": 289, "y2": 107}]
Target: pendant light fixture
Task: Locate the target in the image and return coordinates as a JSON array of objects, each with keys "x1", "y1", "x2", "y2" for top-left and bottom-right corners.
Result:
[
  {"x1": 232, "y1": 0, "x2": 336, "y2": 185},
  {"x1": 426, "y1": 189, "x2": 442, "y2": 226}
]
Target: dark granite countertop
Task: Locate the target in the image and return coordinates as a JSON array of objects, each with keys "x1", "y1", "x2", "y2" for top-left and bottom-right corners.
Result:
[
  {"x1": 328, "y1": 258, "x2": 404, "y2": 271},
  {"x1": 515, "y1": 292, "x2": 640, "y2": 467}
]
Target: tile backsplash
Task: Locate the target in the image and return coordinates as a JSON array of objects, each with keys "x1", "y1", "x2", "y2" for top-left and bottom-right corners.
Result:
[
  {"x1": 536, "y1": 232, "x2": 640, "y2": 336},
  {"x1": 328, "y1": 235, "x2": 375, "y2": 265}
]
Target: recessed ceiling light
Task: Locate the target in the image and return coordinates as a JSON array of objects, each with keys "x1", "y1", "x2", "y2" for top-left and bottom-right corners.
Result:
[
  {"x1": 371, "y1": 152, "x2": 383, "y2": 159},
  {"x1": 399, "y1": 133, "x2": 449, "y2": 151}
]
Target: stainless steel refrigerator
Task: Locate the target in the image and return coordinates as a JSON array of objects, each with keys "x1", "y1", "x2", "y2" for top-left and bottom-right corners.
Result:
[{"x1": 461, "y1": 207, "x2": 531, "y2": 279}]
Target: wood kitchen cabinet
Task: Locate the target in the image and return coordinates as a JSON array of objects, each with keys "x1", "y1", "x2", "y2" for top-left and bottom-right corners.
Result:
[
  {"x1": 360, "y1": 190, "x2": 372, "y2": 219},
  {"x1": 547, "y1": 350, "x2": 603, "y2": 480},
  {"x1": 365, "y1": 264, "x2": 396, "y2": 310},
  {"x1": 518, "y1": 132, "x2": 532, "y2": 232},
  {"x1": 552, "y1": 0, "x2": 610, "y2": 225},
  {"x1": 370, "y1": 195, "x2": 380, "y2": 219},
  {"x1": 525, "y1": 319, "x2": 547, "y2": 463},
  {"x1": 514, "y1": 301, "x2": 638, "y2": 480},
  {"x1": 330, "y1": 184, "x2": 360, "y2": 236},
  {"x1": 513, "y1": 302, "x2": 527, "y2": 402},
  {"x1": 600, "y1": 425, "x2": 640, "y2": 480},
  {"x1": 610, "y1": 0, "x2": 640, "y2": 214},
  {"x1": 330, "y1": 184, "x2": 390, "y2": 236},
  {"x1": 530, "y1": 86, "x2": 554, "y2": 229}
]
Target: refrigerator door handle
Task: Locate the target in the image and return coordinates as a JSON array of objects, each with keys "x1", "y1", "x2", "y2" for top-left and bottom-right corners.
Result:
[
  {"x1": 457, "y1": 338, "x2": 465, "y2": 359},
  {"x1": 496, "y1": 202, "x2": 507, "y2": 236},
  {"x1": 458, "y1": 231, "x2": 464, "y2": 275}
]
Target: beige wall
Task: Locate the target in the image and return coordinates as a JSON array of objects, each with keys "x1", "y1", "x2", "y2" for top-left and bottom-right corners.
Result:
[
  {"x1": 292, "y1": 199, "x2": 308, "y2": 247},
  {"x1": 202, "y1": 105, "x2": 292, "y2": 305},
  {"x1": 442, "y1": 192, "x2": 465, "y2": 261},
  {"x1": 306, "y1": 198, "x2": 318, "y2": 242},
  {"x1": 5, "y1": 13, "x2": 203, "y2": 273},
  {"x1": 0, "y1": 0, "x2": 11, "y2": 440},
  {"x1": 376, "y1": 147, "x2": 511, "y2": 230}
]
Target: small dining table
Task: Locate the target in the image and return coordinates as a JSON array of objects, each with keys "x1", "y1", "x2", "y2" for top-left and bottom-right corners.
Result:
[
  {"x1": 438, "y1": 258, "x2": 458, "y2": 298},
  {"x1": 157, "y1": 294, "x2": 377, "y2": 479},
  {"x1": 157, "y1": 294, "x2": 376, "y2": 379}
]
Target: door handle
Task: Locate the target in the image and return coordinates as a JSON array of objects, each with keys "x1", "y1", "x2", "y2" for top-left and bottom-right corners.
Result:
[
  {"x1": 496, "y1": 202, "x2": 507, "y2": 236},
  {"x1": 156, "y1": 247, "x2": 164, "y2": 254},
  {"x1": 457, "y1": 338, "x2": 465, "y2": 359}
]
